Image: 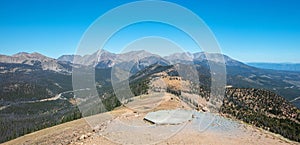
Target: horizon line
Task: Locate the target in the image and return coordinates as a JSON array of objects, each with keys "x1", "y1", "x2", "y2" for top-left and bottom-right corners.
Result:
[{"x1": 1, "y1": 50, "x2": 300, "y2": 64}]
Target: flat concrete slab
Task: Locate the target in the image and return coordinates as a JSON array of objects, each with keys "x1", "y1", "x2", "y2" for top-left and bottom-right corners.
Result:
[{"x1": 144, "y1": 109, "x2": 193, "y2": 125}]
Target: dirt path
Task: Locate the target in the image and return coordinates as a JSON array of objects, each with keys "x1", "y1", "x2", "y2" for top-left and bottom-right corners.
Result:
[{"x1": 0, "y1": 88, "x2": 91, "y2": 111}]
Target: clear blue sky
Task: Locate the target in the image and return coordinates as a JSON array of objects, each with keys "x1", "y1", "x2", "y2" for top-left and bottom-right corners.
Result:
[{"x1": 0, "y1": 0, "x2": 299, "y2": 62}]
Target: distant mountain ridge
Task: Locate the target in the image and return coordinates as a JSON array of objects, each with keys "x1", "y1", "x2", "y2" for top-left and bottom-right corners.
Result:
[
  {"x1": 57, "y1": 50, "x2": 244, "y2": 69},
  {"x1": 248, "y1": 63, "x2": 300, "y2": 72},
  {"x1": 2, "y1": 51, "x2": 297, "y2": 73},
  {"x1": 0, "y1": 52, "x2": 72, "y2": 73},
  {"x1": 1, "y1": 50, "x2": 243, "y2": 72}
]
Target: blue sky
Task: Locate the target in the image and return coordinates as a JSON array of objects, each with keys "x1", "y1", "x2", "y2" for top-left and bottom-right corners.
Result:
[{"x1": 0, "y1": 0, "x2": 300, "y2": 62}]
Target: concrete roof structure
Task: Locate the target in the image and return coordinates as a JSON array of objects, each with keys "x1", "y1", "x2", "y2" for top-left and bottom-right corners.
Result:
[{"x1": 144, "y1": 109, "x2": 193, "y2": 125}]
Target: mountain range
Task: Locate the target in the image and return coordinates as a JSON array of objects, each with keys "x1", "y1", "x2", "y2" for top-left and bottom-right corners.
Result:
[
  {"x1": 1, "y1": 50, "x2": 300, "y2": 143},
  {"x1": 1, "y1": 50, "x2": 300, "y2": 106},
  {"x1": 57, "y1": 50, "x2": 244, "y2": 69},
  {"x1": 248, "y1": 62, "x2": 300, "y2": 72}
]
